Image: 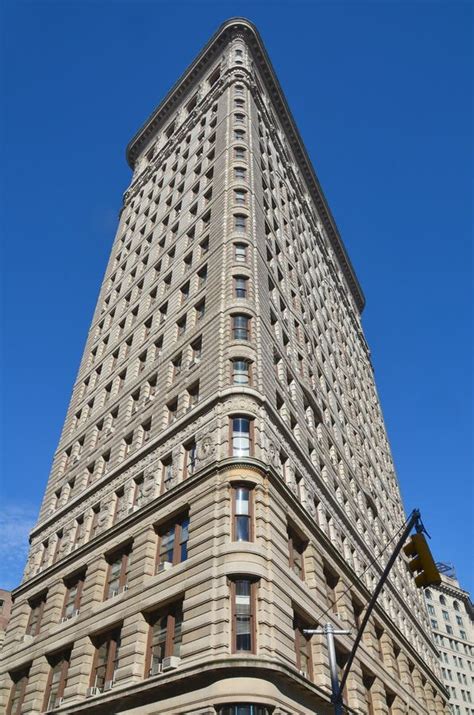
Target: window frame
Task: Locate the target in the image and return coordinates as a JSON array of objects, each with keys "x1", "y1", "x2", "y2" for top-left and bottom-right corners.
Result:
[
  {"x1": 90, "y1": 628, "x2": 121, "y2": 691},
  {"x1": 231, "y1": 483, "x2": 254, "y2": 542},
  {"x1": 288, "y1": 526, "x2": 307, "y2": 581},
  {"x1": 234, "y1": 242, "x2": 248, "y2": 263},
  {"x1": 104, "y1": 546, "x2": 131, "y2": 600},
  {"x1": 25, "y1": 594, "x2": 46, "y2": 637},
  {"x1": 232, "y1": 314, "x2": 250, "y2": 341},
  {"x1": 43, "y1": 651, "x2": 70, "y2": 711},
  {"x1": 145, "y1": 601, "x2": 183, "y2": 677},
  {"x1": 230, "y1": 577, "x2": 258, "y2": 654},
  {"x1": 229, "y1": 415, "x2": 254, "y2": 458},
  {"x1": 231, "y1": 358, "x2": 251, "y2": 385},
  {"x1": 156, "y1": 513, "x2": 190, "y2": 569},
  {"x1": 234, "y1": 276, "x2": 248, "y2": 299},
  {"x1": 6, "y1": 670, "x2": 29, "y2": 715},
  {"x1": 293, "y1": 614, "x2": 313, "y2": 678},
  {"x1": 62, "y1": 572, "x2": 85, "y2": 619}
]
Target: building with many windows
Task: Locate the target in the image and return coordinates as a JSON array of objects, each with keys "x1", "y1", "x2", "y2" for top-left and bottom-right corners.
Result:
[
  {"x1": 424, "y1": 566, "x2": 474, "y2": 715},
  {"x1": 0, "y1": 18, "x2": 449, "y2": 715}
]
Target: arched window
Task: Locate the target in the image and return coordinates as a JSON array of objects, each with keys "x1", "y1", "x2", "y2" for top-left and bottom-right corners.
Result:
[
  {"x1": 439, "y1": 595, "x2": 446, "y2": 605},
  {"x1": 453, "y1": 600, "x2": 460, "y2": 611},
  {"x1": 425, "y1": 589, "x2": 432, "y2": 599}
]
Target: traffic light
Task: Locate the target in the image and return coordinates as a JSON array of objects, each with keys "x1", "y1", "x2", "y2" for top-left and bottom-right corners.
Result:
[{"x1": 403, "y1": 533, "x2": 441, "y2": 588}]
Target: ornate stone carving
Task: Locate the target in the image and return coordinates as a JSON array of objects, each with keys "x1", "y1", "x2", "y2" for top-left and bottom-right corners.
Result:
[{"x1": 197, "y1": 433, "x2": 216, "y2": 465}]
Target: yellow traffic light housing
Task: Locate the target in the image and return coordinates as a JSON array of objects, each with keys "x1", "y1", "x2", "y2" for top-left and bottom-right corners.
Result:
[{"x1": 403, "y1": 533, "x2": 441, "y2": 588}]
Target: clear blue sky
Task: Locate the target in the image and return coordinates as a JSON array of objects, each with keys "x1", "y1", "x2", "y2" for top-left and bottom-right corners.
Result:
[{"x1": 1, "y1": 1, "x2": 472, "y2": 594}]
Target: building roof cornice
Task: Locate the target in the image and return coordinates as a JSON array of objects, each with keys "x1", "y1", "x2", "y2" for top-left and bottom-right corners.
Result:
[{"x1": 126, "y1": 18, "x2": 366, "y2": 313}]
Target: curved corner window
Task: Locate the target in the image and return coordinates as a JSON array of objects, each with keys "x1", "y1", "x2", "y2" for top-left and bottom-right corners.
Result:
[
  {"x1": 217, "y1": 706, "x2": 273, "y2": 715},
  {"x1": 231, "y1": 416, "x2": 252, "y2": 457},
  {"x1": 232, "y1": 359, "x2": 250, "y2": 385},
  {"x1": 232, "y1": 314, "x2": 250, "y2": 340},
  {"x1": 232, "y1": 485, "x2": 253, "y2": 541}
]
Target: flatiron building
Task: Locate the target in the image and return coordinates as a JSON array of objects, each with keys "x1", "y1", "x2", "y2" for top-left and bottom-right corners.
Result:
[{"x1": 0, "y1": 18, "x2": 449, "y2": 715}]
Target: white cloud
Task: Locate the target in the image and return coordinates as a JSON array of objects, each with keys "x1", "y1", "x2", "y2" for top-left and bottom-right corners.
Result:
[{"x1": 0, "y1": 504, "x2": 37, "y2": 590}]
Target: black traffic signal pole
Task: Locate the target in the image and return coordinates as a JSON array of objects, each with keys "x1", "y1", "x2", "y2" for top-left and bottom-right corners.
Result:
[{"x1": 334, "y1": 508, "x2": 421, "y2": 709}]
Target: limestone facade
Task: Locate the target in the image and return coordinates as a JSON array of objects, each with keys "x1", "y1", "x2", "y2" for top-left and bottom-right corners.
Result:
[
  {"x1": 0, "y1": 18, "x2": 449, "y2": 715},
  {"x1": 424, "y1": 570, "x2": 474, "y2": 715}
]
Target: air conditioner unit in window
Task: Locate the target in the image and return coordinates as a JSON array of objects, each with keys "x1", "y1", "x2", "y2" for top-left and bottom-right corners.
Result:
[
  {"x1": 111, "y1": 584, "x2": 128, "y2": 597},
  {"x1": 158, "y1": 560, "x2": 173, "y2": 572},
  {"x1": 162, "y1": 656, "x2": 181, "y2": 671},
  {"x1": 86, "y1": 686, "x2": 101, "y2": 697},
  {"x1": 299, "y1": 669, "x2": 308, "y2": 678},
  {"x1": 128, "y1": 505, "x2": 139, "y2": 514},
  {"x1": 149, "y1": 661, "x2": 163, "y2": 676},
  {"x1": 22, "y1": 634, "x2": 34, "y2": 644},
  {"x1": 71, "y1": 455, "x2": 80, "y2": 465},
  {"x1": 47, "y1": 696, "x2": 64, "y2": 710},
  {"x1": 103, "y1": 679, "x2": 115, "y2": 691},
  {"x1": 104, "y1": 427, "x2": 115, "y2": 438},
  {"x1": 61, "y1": 609, "x2": 80, "y2": 623}
]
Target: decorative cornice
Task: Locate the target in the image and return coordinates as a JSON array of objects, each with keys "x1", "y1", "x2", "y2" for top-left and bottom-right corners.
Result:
[{"x1": 125, "y1": 18, "x2": 366, "y2": 313}]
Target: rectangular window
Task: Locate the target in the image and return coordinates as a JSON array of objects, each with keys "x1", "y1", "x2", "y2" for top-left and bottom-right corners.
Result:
[
  {"x1": 156, "y1": 514, "x2": 189, "y2": 569},
  {"x1": 90, "y1": 505, "x2": 101, "y2": 539},
  {"x1": 231, "y1": 416, "x2": 252, "y2": 457},
  {"x1": 191, "y1": 337, "x2": 202, "y2": 364},
  {"x1": 62, "y1": 573, "x2": 84, "y2": 620},
  {"x1": 161, "y1": 456, "x2": 174, "y2": 491},
  {"x1": 26, "y1": 594, "x2": 46, "y2": 636},
  {"x1": 294, "y1": 615, "x2": 313, "y2": 678},
  {"x1": 234, "y1": 276, "x2": 248, "y2": 298},
  {"x1": 232, "y1": 485, "x2": 253, "y2": 541},
  {"x1": 105, "y1": 547, "x2": 131, "y2": 599},
  {"x1": 234, "y1": 213, "x2": 247, "y2": 232},
  {"x1": 6, "y1": 670, "x2": 29, "y2": 715},
  {"x1": 288, "y1": 527, "x2": 306, "y2": 580},
  {"x1": 234, "y1": 243, "x2": 247, "y2": 262},
  {"x1": 231, "y1": 578, "x2": 257, "y2": 653},
  {"x1": 184, "y1": 440, "x2": 197, "y2": 477},
  {"x1": 187, "y1": 382, "x2": 199, "y2": 409},
  {"x1": 146, "y1": 601, "x2": 183, "y2": 676},
  {"x1": 90, "y1": 629, "x2": 121, "y2": 692},
  {"x1": 167, "y1": 399, "x2": 178, "y2": 424},
  {"x1": 43, "y1": 652, "x2": 70, "y2": 711}
]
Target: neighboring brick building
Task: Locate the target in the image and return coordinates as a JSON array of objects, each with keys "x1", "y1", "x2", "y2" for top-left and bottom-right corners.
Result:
[
  {"x1": 0, "y1": 18, "x2": 449, "y2": 715},
  {"x1": 424, "y1": 565, "x2": 474, "y2": 715},
  {"x1": 0, "y1": 591, "x2": 12, "y2": 648}
]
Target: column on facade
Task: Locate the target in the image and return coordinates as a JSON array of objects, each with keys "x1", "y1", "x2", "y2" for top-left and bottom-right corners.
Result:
[
  {"x1": 2, "y1": 598, "x2": 30, "y2": 646},
  {"x1": 368, "y1": 675, "x2": 390, "y2": 715},
  {"x1": 128, "y1": 524, "x2": 157, "y2": 584},
  {"x1": 115, "y1": 610, "x2": 149, "y2": 686},
  {"x1": 21, "y1": 655, "x2": 49, "y2": 714},
  {"x1": 379, "y1": 633, "x2": 399, "y2": 679},
  {"x1": 79, "y1": 553, "x2": 108, "y2": 611},
  {"x1": 41, "y1": 579, "x2": 65, "y2": 630},
  {"x1": 423, "y1": 679, "x2": 436, "y2": 713},
  {"x1": 345, "y1": 659, "x2": 367, "y2": 713},
  {"x1": 62, "y1": 634, "x2": 96, "y2": 703},
  {"x1": 396, "y1": 650, "x2": 413, "y2": 693},
  {"x1": 411, "y1": 667, "x2": 427, "y2": 709}
]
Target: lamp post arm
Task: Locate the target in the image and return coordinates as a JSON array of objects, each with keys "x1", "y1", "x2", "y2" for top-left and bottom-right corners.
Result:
[{"x1": 335, "y1": 509, "x2": 420, "y2": 704}]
